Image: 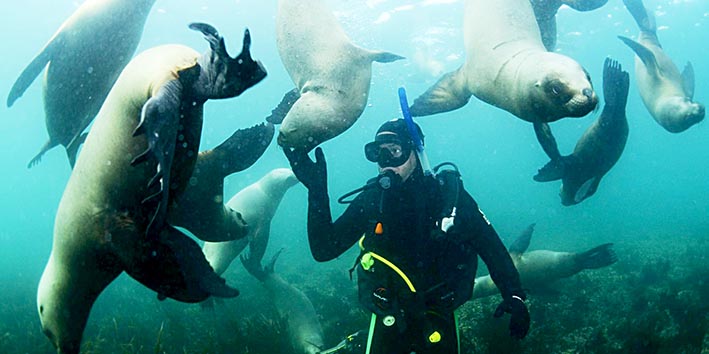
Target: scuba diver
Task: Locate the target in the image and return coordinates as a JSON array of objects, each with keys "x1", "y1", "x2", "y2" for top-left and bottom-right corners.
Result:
[{"x1": 284, "y1": 115, "x2": 530, "y2": 354}]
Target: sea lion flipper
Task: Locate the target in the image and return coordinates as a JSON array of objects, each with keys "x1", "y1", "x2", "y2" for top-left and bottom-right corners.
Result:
[
  {"x1": 537, "y1": 16, "x2": 557, "y2": 51},
  {"x1": 124, "y1": 225, "x2": 239, "y2": 303},
  {"x1": 368, "y1": 50, "x2": 405, "y2": 64},
  {"x1": 266, "y1": 89, "x2": 301, "y2": 124},
  {"x1": 240, "y1": 252, "x2": 266, "y2": 281},
  {"x1": 533, "y1": 122, "x2": 567, "y2": 182},
  {"x1": 66, "y1": 132, "x2": 88, "y2": 169},
  {"x1": 617, "y1": 36, "x2": 659, "y2": 74},
  {"x1": 7, "y1": 33, "x2": 63, "y2": 107},
  {"x1": 534, "y1": 122, "x2": 563, "y2": 161},
  {"x1": 602, "y1": 58, "x2": 630, "y2": 110},
  {"x1": 572, "y1": 176, "x2": 601, "y2": 204},
  {"x1": 27, "y1": 140, "x2": 54, "y2": 169},
  {"x1": 204, "y1": 122, "x2": 275, "y2": 177},
  {"x1": 189, "y1": 22, "x2": 228, "y2": 58},
  {"x1": 563, "y1": 0, "x2": 609, "y2": 12},
  {"x1": 132, "y1": 80, "x2": 183, "y2": 238},
  {"x1": 508, "y1": 223, "x2": 536, "y2": 255},
  {"x1": 247, "y1": 223, "x2": 270, "y2": 267},
  {"x1": 575, "y1": 243, "x2": 617, "y2": 270},
  {"x1": 409, "y1": 67, "x2": 471, "y2": 116},
  {"x1": 681, "y1": 62, "x2": 695, "y2": 99},
  {"x1": 264, "y1": 248, "x2": 284, "y2": 274},
  {"x1": 622, "y1": 0, "x2": 655, "y2": 34}
]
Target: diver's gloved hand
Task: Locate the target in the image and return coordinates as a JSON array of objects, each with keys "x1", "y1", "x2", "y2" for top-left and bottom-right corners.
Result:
[
  {"x1": 494, "y1": 295, "x2": 530, "y2": 339},
  {"x1": 283, "y1": 147, "x2": 328, "y2": 195}
]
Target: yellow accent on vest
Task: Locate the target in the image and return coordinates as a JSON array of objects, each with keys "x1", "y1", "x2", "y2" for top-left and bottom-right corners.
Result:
[
  {"x1": 360, "y1": 253, "x2": 374, "y2": 271},
  {"x1": 428, "y1": 331, "x2": 442, "y2": 343},
  {"x1": 358, "y1": 235, "x2": 417, "y2": 293}
]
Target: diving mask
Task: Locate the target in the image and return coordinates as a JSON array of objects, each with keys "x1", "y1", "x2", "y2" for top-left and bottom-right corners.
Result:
[{"x1": 365, "y1": 141, "x2": 411, "y2": 168}]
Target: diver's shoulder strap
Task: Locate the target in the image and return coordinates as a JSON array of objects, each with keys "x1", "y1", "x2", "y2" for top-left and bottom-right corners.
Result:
[{"x1": 435, "y1": 167, "x2": 461, "y2": 219}]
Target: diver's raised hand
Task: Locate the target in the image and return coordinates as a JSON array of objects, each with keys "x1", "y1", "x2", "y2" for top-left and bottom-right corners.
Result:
[
  {"x1": 283, "y1": 147, "x2": 327, "y2": 195},
  {"x1": 494, "y1": 295, "x2": 530, "y2": 339}
]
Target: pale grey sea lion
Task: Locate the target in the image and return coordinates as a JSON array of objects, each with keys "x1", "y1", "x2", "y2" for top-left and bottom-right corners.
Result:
[
  {"x1": 7, "y1": 0, "x2": 156, "y2": 168},
  {"x1": 618, "y1": 0, "x2": 704, "y2": 133},
  {"x1": 273, "y1": 0, "x2": 404, "y2": 151},
  {"x1": 242, "y1": 250, "x2": 325, "y2": 354},
  {"x1": 36, "y1": 24, "x2": 266, "y2": 354},
  {"x1": 472, "y1": 224, "x2": 617, "y2": 299},
  {"x1": 409, "y1": 0, "x2": 597, "y2": 155},
  {"x1": 203, "y1": 168, "x2": 299, "y2": 275},
  {"x1": 534, "y1": 58, "x2": 630, "y2": 206}
]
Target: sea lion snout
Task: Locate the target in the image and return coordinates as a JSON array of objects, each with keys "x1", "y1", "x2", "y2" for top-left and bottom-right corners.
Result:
[{"x1": 566, "y1": 87, "x2": 598, "y2": 117}]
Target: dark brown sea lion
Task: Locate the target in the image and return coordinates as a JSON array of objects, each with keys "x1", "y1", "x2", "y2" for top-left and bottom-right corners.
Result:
[{"x1": 534, "y1": 58, "x2": 630, "y2": 206}]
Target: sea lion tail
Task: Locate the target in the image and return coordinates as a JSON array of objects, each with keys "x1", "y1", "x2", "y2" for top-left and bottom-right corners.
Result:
[
  {"x1": 575, "y1": 243, "x2": 617, "y2": 270},
  {"x1": 602, "y1": 58, "x2": 630, "y2": 110},
  {"x1": 409, "y1": 66, "x2": 472, "y2": 116},
  {"x1": 123, "y1": 225, "x2": 240, "y2": 303}
]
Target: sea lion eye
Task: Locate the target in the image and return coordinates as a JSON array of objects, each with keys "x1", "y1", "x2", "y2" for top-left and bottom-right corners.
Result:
[{"x1": 551, "y1": 83, "x2": 562, "y2": 95}]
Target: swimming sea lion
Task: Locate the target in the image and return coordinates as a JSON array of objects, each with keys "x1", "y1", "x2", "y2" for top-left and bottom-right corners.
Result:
[
  {"x1": 203, "y1": 168, "x2": 299, "y2": 275},
  {"x1": 409, "y1": 0, "x2": 597, "y2": 154},
  {"x1": 273, "y1": 0, "x2": 404, "y2": 151},
  {"x1": 472, "y1": 224, "x2": 617, "y2": 299},
  {"x1": 534, "y1": 58, "x2": 630, "y2": 206},
  {"x1": 169, "y1": 122, "x2": 275, "y2": 242},
  {"x1": 7, "y1": 0, "x2": 156, "y2": 168},
  {"x1": 36, "y1": 23, "x2": 267, "y2": 354},
  {"x1": 242, "y1": 250, "x2": 325, "y2": 354},
  {"x1": 530, "y1": 0, "x2": 609, "y2": 51},
  {"x1": 618, "y1": 0, "x2": 704, "y2": 133}
]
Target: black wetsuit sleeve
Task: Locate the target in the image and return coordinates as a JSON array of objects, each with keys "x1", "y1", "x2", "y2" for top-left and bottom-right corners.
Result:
[
  {"x1": 307, "y1": 189, "x2": 372, "y2": 262},
  {"x1": 458, "y1": 188, "x2": 526, "y2": 301}
]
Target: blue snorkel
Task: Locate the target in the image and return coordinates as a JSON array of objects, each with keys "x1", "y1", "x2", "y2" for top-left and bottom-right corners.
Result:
[{"x1": 398, "y1": 87, "x2": 432, "y2": 176}]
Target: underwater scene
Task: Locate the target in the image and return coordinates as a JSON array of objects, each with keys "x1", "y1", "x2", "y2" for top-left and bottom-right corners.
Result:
[{"x1": 0, "y1": 0, "x2": 707, "y2": 353}]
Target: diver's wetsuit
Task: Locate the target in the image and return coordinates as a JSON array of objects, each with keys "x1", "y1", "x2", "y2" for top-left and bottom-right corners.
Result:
[{"x1": 307, "y1": 170, "x2": 525, "y2": 354}]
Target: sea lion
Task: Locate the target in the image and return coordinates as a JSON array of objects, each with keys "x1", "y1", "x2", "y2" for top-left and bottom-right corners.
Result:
[
  {"x1": 169, "y1": 122, "x2": 275, "y2": 242},
  {"x1": 36, "y1": 23, "x2": 267, "y2": 354},
  {"x1": 203, "y1": 168, "x2": 299, "y2": 275},
  {"x1": 242, "y1": 250, "x2": 325, "y2": 354},
  {"x1": 534, "y1": 58, "x2": 630, "y2": 206},
  {"x1": 272, "y1": 0, "x2": 404, "y2": 151},
  {"x1": 472, "y1": 224, "x2": 617, "y2": 299},
  {"x1": 618, "y1": 0, "x2": 704, "y2": 133},
  {"x1": 7, "y1": 0, "x2": 156, "y2": 168},
  {"x1": 410, "y1": 0, "x2": 597, "y2": 154},
  {"x1": 530, "y1": 0, "x2": 609, "y2": 51}
]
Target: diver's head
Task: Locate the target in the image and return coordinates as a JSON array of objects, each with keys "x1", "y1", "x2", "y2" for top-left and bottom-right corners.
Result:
[{"x1": 364, "y1": 119, "x2": 424, "y2": 182}]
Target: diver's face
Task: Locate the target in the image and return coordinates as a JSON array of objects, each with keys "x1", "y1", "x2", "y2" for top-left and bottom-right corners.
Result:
[{"x1": 378, "y1": 147, "x2": 417, "y2": 182}]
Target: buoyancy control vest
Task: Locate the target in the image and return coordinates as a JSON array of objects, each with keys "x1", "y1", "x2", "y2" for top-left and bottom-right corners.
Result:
[{"x1": 344, "y1": 164, "x2": 477, "y2": 327}]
